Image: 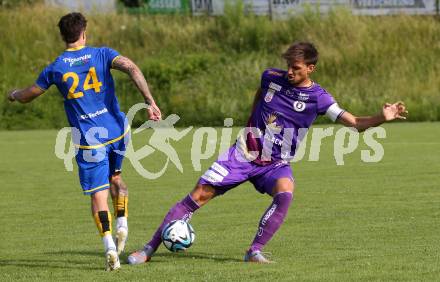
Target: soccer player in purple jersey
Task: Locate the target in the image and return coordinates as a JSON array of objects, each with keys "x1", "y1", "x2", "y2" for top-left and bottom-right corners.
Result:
[{"x1": 128, "y1": 42, "x2": 407, "y2": 264}]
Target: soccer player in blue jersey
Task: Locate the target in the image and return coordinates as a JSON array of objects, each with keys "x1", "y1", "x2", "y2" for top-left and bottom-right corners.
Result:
[
  {"x1": 128, "y1": 42, "x2": 407, "y2": 264},
  {"x1": 7, "y1": 12, "x2": 161, "y2": 271}
]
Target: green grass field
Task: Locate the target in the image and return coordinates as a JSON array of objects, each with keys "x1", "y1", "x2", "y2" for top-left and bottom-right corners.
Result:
[{"x1": 1, "y1": 123, "x2": 439, "y2": 281}]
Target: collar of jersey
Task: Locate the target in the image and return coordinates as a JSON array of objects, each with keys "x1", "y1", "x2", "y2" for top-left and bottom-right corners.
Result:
[
  {"x1": 289, "y1": 81, "x2": 315, "y2": 91},
  {"x1": 295, "y1": 81, "x2": 315, "y2": 90},
  {"x1": 66, "y1": 45, "x2": 86, "y2": 51}
]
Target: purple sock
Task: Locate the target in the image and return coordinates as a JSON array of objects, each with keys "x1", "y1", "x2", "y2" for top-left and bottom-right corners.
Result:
[
  {"x1": 147, "y1": 194, "x2": 200, "y2": 251},
  {"x1": 250, "y1": 192, "x2": 293, "y2": 252}
]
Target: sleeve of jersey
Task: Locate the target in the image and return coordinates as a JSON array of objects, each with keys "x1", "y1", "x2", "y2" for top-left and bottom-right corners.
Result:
[
  {"x1": 260, "y1": 69, "x2": 271, "y2": 90},
  {"x1": 35, "y1": 65, "x2": 53, "y2": 91},
  {"x1": 103, "y1": 47, "x2": 120, "y2": 68},
  {"x1": 317, "y1": 91, "x2": 345, "y2": 122},
  {"x1": 325, "y1": 103, "x2": 345, "y2": 122}
]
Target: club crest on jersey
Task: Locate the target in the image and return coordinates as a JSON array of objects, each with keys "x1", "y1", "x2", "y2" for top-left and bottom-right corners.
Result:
[
  {"x1": 264, "y1": 89, "x2": 275, "y2": 103},
  {"x1": 293, "y1": 101, "x2": 306, "y2": 112},
  {"x1": 269, "y1": 82, "x2": 282, "y2": 92}
]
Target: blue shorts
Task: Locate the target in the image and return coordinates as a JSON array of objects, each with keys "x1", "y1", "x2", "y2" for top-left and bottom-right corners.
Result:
[
  {"x1": 75, "y1": 138, "x2": 127, "y2": 195},
  {"x1": 198, "y1": 145, "x2": 294, "y2": 196}
]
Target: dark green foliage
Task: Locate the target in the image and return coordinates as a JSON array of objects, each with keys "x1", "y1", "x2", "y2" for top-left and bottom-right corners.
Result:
[{"x1": 1, "y1": 5, "x2": 439, "y2": 129}]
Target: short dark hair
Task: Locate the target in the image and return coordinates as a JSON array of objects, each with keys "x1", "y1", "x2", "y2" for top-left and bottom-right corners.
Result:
[
  {"x1": 58, "y1": 12, "x2": 87, "y2": 43},
  {"x1": 282, "y1": 42, "x2": 319, "y2": 65}
]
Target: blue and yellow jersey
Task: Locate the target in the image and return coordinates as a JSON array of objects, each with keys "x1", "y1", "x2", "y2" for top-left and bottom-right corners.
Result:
[{"x1": 36, "y1": 46, "x2": 128, "y2": 148}]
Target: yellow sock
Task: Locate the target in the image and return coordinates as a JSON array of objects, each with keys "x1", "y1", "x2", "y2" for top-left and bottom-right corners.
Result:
[
  {"x1": 112, "y1": 195, "x2": 128, "y2": 218},
  {"x1": 93, "y1": 211, "x2": 112, "y2": 237},
  {"x1": 112, "y1": 196, "x2": 117, "y2": 217}
]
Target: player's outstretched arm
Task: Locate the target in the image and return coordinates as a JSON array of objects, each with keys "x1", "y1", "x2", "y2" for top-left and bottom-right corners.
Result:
[
  {"x1": 112, "y1": 55, "x2": 161, "y2": 121},
  {"x1": 7, "y1": 85, "x2": 45, "y2": 103},
  {"x1": 337, "y1": 101, "x2": 407, "y2": 132}
]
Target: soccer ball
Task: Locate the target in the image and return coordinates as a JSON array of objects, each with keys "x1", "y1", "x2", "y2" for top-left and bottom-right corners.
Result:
[{"x1": 161, "y1": 220, "x2": 195, "y2": 252}]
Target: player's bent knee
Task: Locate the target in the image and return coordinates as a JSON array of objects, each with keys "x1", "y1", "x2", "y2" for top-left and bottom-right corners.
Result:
[
  {"x1": 190, "y1": 184, "x2": 216, "y2": 206},
  {"x1": 91, "y1": 189, "x2": 110, "y2": 214},
  {"x1": 272, "y1": 177, "x2": 295, "y2": 195},
  {"x1": 92, "y1": 189, "x2": 108, "y2": 200}
]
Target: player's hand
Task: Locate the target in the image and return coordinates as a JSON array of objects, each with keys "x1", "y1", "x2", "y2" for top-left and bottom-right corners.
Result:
[
  {"x1": 382, "y1": 101, "x2": 408, "y2": 121},
  {"x1": 147, "y1": 102, "x2": 162, "y2": 121},
  {"x1": 7, "y1": 89, "x2": 18, "y2": 102}
]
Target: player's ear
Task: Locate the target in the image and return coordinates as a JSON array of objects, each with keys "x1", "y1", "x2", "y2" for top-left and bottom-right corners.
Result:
[{"x1": 307, "y1": 64, "x2": 315, "y2": 74}]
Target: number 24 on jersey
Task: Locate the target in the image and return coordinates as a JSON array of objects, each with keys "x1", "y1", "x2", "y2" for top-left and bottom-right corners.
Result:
[{"x1": 62, "y1": 67, "x2": 102, "y2": 100}]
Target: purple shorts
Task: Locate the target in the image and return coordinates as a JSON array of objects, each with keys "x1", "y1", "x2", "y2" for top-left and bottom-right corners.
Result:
[{"x1": 198, "y1": 145, "x2": 294, "y2": 196}]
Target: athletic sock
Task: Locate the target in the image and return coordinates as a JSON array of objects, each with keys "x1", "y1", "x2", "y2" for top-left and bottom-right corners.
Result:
[
  {"x1": 116, "y1": 216, "x2": 128, "y2": 230},
  {"x1": 94, "y1": 210, "x2": 116, "y2": 251},
  {"x1": 147, "y1": 194, "x2": 200, "y2": 251},
  {"x1": 249, "y1": 192, "x2": 293, "y2": 252},
  {"x1": 103, "y1": 234, "x2": 116, "y2": 251},
  {"x1": 112, "y1": 195, "x2": 128, "y2": 230},
  {"x1": 112, "y1": 195, "x2": 128, "y2": 218}
]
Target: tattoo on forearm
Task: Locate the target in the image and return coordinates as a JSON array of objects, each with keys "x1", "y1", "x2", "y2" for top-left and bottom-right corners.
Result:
[{"x1": 112, "y1": 56, "x2": 154, "y2": 103}]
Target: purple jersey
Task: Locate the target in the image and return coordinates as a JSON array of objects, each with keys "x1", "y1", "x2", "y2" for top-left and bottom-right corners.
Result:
[{"x1": 237, "y1": 68, "x2": 343, "y2": 165}]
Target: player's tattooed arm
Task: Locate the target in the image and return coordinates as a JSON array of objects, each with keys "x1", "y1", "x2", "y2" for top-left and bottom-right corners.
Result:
[
  {"x1": 112, "y1": 56, "x2": 162, "y2": 120},
  {"x1": 7, "y1": 85, "x2": 45, "y2": 103},
  {"x1": 338, "y1": 101, "x2": 407, "y2": 132},
  {"x1": 112, "y1": 56, "x2": 154, "y2": 104}
]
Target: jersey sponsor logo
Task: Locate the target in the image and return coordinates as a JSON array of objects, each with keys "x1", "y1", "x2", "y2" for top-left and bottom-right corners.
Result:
[
  {"x1": 265, "y1": 113, "x2": 284, "y2": 147},
  {"x1": 293, "y1": 101, "x2": 306, "y2": 112},
  {"x1": 269, "y1": 82, "x2": 282, "y2": 92},
  {"x1": 63, "y1": 54, "x2": 92, "y2": 67},
  {"x1": 264, "y1": 134, "x2": 283, "y2": 146},
  {"x1": 285, "y1": 90, "x2": 309, "y2": 101},
  {"x1": 264, "y1": 89, "x2": 275, "y2": 103},
  {"x1": 80, "y1": 107, "x2": 108, "y2": 120},
  {"x1": 297, "y1": 92, "x2": 309, "y2": 101}
]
